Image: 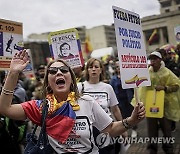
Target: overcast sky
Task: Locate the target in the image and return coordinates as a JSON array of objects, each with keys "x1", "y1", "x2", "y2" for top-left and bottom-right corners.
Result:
[{"x1": 0, "y1": 0, "x2": 160, "y2": 39}]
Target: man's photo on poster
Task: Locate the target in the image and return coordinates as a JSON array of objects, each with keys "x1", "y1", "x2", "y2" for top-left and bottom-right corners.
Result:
[
  {"x1": 58, "y1": 42, "x2": 75, "y2": 58},
  {"x1": 176, "y1": 32, "x2": 180, "y2": 42}
]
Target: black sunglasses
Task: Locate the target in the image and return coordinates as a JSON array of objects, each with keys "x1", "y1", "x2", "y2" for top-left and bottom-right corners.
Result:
[{"x1": 48, "y1": 66, "x2": 69, "y2": 75}]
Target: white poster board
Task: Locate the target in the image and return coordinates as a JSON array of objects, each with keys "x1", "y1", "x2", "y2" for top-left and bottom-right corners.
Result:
[
  {"x1": 0, "y1": 18, "x2": 34, "y2": 77},
  {"x1": 0, "y1": 18, "x2": 23, "y2": 57},
  {"x1": 48, "y1": 28, "x2": 84, "y2": 68},
  {"x1": 112, "y1": 6, "x2": 151, "y2": 89},
  {"x1": 0, "y1": 18, "x2": 23, "y2": 70}
]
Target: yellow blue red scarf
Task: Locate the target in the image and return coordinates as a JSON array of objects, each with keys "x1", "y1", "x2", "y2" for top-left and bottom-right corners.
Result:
[{"x1": 43, "y1": 92, "x2": 80, "y2": 143}]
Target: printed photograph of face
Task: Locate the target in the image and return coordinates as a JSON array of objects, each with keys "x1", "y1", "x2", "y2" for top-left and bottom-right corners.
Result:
[
  {"x1": 58, "y1": 42, "x2": 74, "y2": 58},
  {"x1": 176, "y1": 32, "x2": 180, "y2": 41}
]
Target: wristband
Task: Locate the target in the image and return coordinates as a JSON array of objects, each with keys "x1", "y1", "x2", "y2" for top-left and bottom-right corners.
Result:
[
  {"x1": 1, "y1": 88, "x2": 14, "y2": 95},
  {"x1": 122, "y1": 118, "x2": 132, "y2": 129}
]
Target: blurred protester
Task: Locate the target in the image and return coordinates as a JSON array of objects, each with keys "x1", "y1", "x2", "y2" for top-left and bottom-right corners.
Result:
[
  {"x1": 110, "y1": 61, "x2": 137, "y2": 136},
  {"x1": 110, "y1": 61, "x2": 137, "y2": 153},
  {"x1": 135, "y1": 51, "x2": 180, "y2": 154},
  {"x1": 175, "y1": 43, "x2": 180, "y2": 76},
  {"x1": 35, "y1": 64, "x2": 46, "y2": 82},
  {"x1": 0, "y1": 72, "x2": 28, "y2": 154},
  {"x1": 102, "y1": 55, "x2": 115, "y2": 83},
  {"x1": 72, "y1": 65, "x2": 85, "y2": 83},
  {"x1": 31, "y1": 65, "x2": 47, "y2": 137},
  {"x1": 158, "y1": 48, "x2": 180, "y2": 77},
  {"x1": 78, "y1": 58, "x2": 125, "y2": 154},
  {"x1": 32, "y1": 65, "x2": 46, "y2": 100},
  {"x1": 157, "y1": 48, "x2": 180, "y2": 131},
  {"x1": 175, "y1": 43, "x2": 180, "y2": 62},
  {"x1": 19, "y1": 72, "x2": 35, "y2": 100}
]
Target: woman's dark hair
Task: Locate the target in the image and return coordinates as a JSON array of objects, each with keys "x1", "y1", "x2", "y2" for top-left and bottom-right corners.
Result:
[
  {"x1": 85, "y1": 58, "x2": 105, "y2": 81},
  {"x1": 42, "y1": 59, "x2": 80, "y2": 100}
]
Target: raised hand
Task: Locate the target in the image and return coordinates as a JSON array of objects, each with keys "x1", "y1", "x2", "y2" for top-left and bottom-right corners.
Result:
[
  {"x1": 130, "y1": 102, "x2": 145, "y2": 125},
  {"x1": 10, "y1": 50, "x2": 30, "y2": 73}
]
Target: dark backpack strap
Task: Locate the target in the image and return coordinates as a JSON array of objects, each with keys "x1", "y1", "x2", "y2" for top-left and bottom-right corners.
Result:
[
  {"x1": 37, "y1": 99, "x2": 49, "y2": 146},
  {"x1": 81, "y1": 82, "x2": 84, "y2": 94},
  {"x1": 29, "y1": 99, "x2": 48, "y2": 140}
]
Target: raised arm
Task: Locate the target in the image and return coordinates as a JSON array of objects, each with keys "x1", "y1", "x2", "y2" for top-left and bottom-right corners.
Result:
[{"x1": 0, "y1": 50, "x2": 29, "y2": 120}]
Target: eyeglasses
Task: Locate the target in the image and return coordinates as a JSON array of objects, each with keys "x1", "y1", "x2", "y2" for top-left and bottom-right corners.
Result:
[{"x1": 48, "y1": 66, "x2": 69, "y2": 75}]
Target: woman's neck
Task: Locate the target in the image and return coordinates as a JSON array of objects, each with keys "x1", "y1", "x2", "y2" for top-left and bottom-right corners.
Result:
[
  {"x1": 88, "y1": 78, "x2": 100, "y2": 84},
  {"x1": 54, "y1": 92, "x2": 69, "y2": 102}
]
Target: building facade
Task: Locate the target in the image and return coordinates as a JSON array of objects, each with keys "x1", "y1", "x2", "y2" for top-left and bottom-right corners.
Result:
[
  {"x1": 86, "y1": 24, "x2": 117, "y2": 50},
  {"x1": 25, "y1": 0, "x2": 180, "y2": 67},
  {"x1": 142, "y1": 0, "x2": 180, "y2": 52},
  {"x1": 159, "y1": 0, "x2": 180, "y2": 14}
]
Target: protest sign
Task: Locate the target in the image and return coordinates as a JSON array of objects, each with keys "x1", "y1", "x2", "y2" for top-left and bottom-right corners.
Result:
[
  {"x1": 48, "y1": 28, "x2": 84, "y2": 68},
  {"x1": 0, "y1": 18, "x2": 23, "y2": 56},
  {"x1": 112, "y1": 6, "x2": 151, "y2": 89},
  {"x1": 0, "y1": 19, "x2": 34, "y2": 78},
  {"x1": 145, "y1": 90, "x2": 165, "y2": 118},
  {"x1": 0, "y1": 18, "x2": 23, "y2": 70}
]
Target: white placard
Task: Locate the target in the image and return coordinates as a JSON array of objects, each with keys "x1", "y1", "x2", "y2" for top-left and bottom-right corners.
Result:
[
  {"x1": 112, "y1": 6, "x2": 151, "y2": 89},
  {"x1": 0, "y1": 18, "x2": 23, "y2": 57},
  {"x1": 48, "y1": 28, "x2": 84, "y2": 68},
  {"x1": 0, "y1": 18, "x2": 24, "y2": 70}
]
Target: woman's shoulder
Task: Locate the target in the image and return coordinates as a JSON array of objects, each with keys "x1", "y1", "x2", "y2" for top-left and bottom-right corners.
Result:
[
  {"x1": 100, "y1": 82, "x2": 113, "y2": 89},
  {"x1": 77, "y1": 81, "x2": 87, "y2": 88},
  {"x1": 78, "y1": 94, "x2": 94, "y2": 102},
  {"x1": 77, "y1": 95, "x2": 96, "y2": 110}
]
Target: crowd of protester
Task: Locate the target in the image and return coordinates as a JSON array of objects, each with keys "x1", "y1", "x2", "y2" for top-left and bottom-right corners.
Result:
[{"x1": 0, "y1": 43, "x2": 179, "y2": 154}]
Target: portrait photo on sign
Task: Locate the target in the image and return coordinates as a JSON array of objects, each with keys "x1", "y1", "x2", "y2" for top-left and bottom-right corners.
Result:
[
  {"x1": 58, "y1": 42, "x2": 75, "y2": 58},
  {"x1": 176, "y1": 32, "x2": 180, "y2": 41}
]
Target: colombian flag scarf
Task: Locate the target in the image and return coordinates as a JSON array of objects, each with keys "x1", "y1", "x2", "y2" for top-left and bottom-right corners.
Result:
[{"x1": 43, "y1": 92, "x2": 80, "y2": 143}]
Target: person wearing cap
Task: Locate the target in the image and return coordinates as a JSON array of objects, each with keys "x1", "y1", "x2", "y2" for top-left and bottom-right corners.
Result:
[
  {"x1": 0, "y1": 72, "x2": 28, "y2": 154},
  {"x1": 157, "y1": 48, "x2": 180, "y2": 132},
  {"x1": 136, "y1": 51, "x2": 180, "y2": 154},
  {"x1": 157, "y1": 47, "x2": 180, "y2": 77}
]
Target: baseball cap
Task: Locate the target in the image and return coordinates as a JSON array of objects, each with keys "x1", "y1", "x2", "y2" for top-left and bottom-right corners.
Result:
[{"x1": 148, "y1": 51, "x2": 162, "y2": 59}]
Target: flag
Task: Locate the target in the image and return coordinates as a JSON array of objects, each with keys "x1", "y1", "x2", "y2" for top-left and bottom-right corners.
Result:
[
  {"x1": 148, "y1": 29, "x2": 158, "y2": 45},
  {"x1": 22, "y1": 99, "x2": 76, "y2": 144},
  {"x1": 46, "y1": 102, "x2": 76, "y2": 144},
  {"x1": 84, "y1": 36, "x2": 93, "y2": 55}
]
